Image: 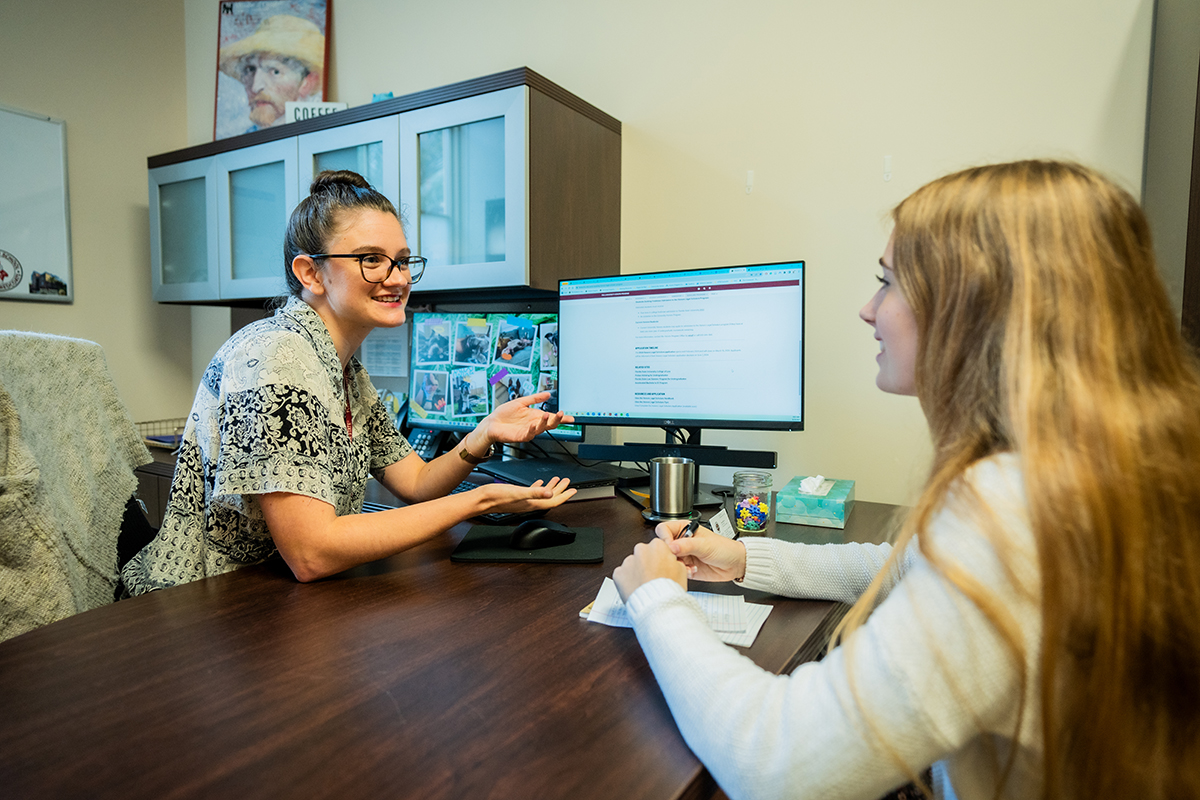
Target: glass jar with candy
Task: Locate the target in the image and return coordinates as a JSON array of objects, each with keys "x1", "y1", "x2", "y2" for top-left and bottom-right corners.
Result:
[{"x1": 731, "y1": 471, "x2": 773, "y2": 536}]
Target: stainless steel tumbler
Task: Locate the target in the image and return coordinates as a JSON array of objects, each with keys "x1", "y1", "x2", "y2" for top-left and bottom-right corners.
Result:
[{"x1": 649, "y1": 456, "x2": 696, "y2": 517}]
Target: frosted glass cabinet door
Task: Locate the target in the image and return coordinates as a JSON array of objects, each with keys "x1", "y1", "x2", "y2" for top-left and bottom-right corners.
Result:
[
  {"x1": 298, "y1": 117, "x2": 400, "y2": 208},
  {"x1": 149, "y1": 158, "x2": 219, "y2": 302},
  {"x1": 400, "y1": 87, "x2": 528, "y2": 291},
  {"x1": 216, "y1": 138, "x2": 298, "y2": 300}
]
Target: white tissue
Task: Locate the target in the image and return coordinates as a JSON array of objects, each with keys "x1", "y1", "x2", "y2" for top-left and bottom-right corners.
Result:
[{"x1": 799, "y1": 475, "x2": 825, "y2": 494}]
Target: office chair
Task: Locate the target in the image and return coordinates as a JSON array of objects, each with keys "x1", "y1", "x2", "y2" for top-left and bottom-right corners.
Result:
[{"x1": 0, "y1": 331, "x2": 152, "y2": 643}]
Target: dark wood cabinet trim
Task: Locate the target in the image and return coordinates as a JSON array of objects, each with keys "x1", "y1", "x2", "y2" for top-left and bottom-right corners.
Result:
[{"x1": 528, "y1": 88, "x2": 622, "y2": 291}]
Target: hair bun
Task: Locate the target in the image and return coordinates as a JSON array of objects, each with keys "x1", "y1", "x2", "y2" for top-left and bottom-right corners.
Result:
[{"x1": 310, "y1": 170, "x2": 372, "y2": 195}]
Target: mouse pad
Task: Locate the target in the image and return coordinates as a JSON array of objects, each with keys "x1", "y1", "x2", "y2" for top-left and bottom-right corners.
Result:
[{"x1": 450, "y1": 525, "x2": 604, "y2": 563}]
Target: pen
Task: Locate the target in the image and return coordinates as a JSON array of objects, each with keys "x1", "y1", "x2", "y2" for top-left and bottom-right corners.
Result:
[{"x1": 676, "y1": 518, "x2": 701, "y2": 539}]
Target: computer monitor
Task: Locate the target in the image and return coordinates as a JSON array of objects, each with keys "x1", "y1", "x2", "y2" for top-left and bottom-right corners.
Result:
[
  {"x1": 406, "y1": 310, "x2": 584, "y2": 442},
  {"x1": 558, "y1": 261, "x2": 803, "y2": 480}
]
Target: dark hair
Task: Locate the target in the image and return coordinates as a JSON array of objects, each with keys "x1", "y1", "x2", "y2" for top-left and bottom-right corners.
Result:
[{"x1": 279, "y1": 170, "x2": 402, "y2": 300}]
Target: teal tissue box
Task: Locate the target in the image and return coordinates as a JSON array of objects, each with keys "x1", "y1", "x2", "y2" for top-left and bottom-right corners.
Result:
[{"x1": 776, "y1": 477, "x2": 855, "y2": 528}]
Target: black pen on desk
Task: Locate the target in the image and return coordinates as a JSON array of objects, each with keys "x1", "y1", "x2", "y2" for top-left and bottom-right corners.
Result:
[{"x1": 676, "y1": 519, "x2": 701, "y2": 539}]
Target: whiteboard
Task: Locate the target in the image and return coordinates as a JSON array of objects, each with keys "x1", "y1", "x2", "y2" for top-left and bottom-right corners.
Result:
[{"x1": 0, "y1": 104, "x2": 73, "y2": 303}]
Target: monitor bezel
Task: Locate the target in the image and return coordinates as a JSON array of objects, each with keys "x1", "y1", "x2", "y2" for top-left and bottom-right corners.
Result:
[{"x1": 557, "y1": 260, "x2": 805, "y2": 433}]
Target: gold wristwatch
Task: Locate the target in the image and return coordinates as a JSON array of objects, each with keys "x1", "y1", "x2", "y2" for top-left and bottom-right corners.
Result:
[{"x1": 458, "y1": 442, "x2": 495, "y2": 464}]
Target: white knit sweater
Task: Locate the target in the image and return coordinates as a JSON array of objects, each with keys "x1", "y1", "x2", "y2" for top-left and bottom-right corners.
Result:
[{"x1": 625, "y1": 455, "x2": 1043, "y2": 800}]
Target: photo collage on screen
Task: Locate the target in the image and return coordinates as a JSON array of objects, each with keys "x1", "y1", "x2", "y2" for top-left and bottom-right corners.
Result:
[{"x1": 409, "y1": 312, "x2": 560, "y2": 426}]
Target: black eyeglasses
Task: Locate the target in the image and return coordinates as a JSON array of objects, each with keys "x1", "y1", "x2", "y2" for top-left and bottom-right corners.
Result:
[{"x1": 306, "y1": 253, "x2": 427, "y2": 284}]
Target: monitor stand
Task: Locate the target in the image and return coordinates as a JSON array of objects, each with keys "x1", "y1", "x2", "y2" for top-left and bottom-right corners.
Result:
[
  {"x1": 692, "y1": 483, "x2": 730, "y2": 508},
  {"x1": 578, "y1": 427, "x2": 776, "y2": 509}
]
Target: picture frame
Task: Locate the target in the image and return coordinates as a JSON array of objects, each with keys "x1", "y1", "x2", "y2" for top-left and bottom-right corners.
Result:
[
  {"x1": 214, "y1": 0, "x2": 331, "y2": 140},
  {"x1": 0, "y1": 104, "x2": 73, "y2": 304}
]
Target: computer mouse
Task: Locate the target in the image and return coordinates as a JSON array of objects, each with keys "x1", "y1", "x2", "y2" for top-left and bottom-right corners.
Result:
[{"x1": 509, "y1": 518, "x2": 577, "y2": 550}]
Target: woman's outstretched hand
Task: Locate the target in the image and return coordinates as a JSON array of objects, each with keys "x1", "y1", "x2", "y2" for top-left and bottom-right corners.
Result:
[
  {"x1": 480, "y1": 391, "x2": 573, "y2": 445},
  {"x1": 478, "y1": 477, "x2": 577, "y2": 514}
]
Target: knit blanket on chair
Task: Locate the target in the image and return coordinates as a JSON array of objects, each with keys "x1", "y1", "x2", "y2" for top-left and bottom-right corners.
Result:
[{"x1": 0, "y1": 332, "x2": 151, "y2": 643}]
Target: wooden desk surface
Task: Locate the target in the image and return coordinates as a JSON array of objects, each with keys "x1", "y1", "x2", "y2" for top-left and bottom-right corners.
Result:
[{"x1": 0, "y1": 492, "x2": 897, "y2": 800}]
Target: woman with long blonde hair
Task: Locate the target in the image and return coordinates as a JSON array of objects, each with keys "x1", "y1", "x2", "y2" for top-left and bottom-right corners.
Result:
[{"x1": 613, "y1": 160, "x2": 1200, "y2": 799}]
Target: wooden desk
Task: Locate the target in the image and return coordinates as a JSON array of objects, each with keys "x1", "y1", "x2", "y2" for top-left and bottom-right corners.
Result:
[{"x1": 0, "y1": 492, "x2": 897, "y2": 799}]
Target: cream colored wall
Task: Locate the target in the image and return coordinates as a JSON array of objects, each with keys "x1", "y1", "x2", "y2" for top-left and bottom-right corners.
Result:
[
  {"x1": 1, "y1": 0, "x2": 196, "y2": 424},
  {"x1": 183, "y1": 0, "x2": 1154, "y2": 505},
  {"x1": 183, "y1": 0, "x2": 234, "y2": 391}
]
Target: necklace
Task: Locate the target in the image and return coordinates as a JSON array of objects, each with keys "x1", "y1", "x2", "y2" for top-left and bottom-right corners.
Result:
[{"x1": 343, "y1": 367, "x2": 353, "y2": 441}]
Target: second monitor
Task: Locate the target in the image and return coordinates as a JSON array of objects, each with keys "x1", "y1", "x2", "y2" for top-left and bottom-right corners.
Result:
[{"x1": 407, "y1": 310, "x2": 584, "y2": 442}]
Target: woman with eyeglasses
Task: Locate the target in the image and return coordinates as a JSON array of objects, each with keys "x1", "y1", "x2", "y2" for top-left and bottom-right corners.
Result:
[
  {"x1": 612, "y1": 161, "x2": 1200, "y2": 799},
  {"x1": 122, "y1": 171, "x2": 576, "y2": 595}
]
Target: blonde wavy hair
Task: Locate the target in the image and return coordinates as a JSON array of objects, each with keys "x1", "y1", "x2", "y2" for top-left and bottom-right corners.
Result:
[{"x1": 835, "y1": 160, "x2": 1200, "y2": 798}]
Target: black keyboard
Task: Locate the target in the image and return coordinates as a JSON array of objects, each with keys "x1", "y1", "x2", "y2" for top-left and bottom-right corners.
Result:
[{"x1": 361, "y1": 481, "x2": 526, "y2": 525}]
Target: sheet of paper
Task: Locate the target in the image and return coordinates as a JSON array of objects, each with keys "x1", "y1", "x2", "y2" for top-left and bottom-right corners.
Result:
[
  {"x1": 586, "y1": 578, "x2": 749, "y2": 632},
  {"x1": 359, "y1": 323, "x2": 410, "y2": 377},
  {"x1": 584, "y1": 578, "x2": 771, "y2": 646},
  {"x1": 716, "y1": 603, "x2": 772, "y2": 647},
  {"x1": 702, "y1": 590, "x2": 750, "y2": 632}
]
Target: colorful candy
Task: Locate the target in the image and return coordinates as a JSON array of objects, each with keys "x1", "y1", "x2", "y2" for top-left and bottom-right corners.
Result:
[
  {"x1": 732, "y1": 471, "x2": 773, "y2": 534},
  {"x1": 735, "y1": 494, "x2": 769, "y2": 531}
]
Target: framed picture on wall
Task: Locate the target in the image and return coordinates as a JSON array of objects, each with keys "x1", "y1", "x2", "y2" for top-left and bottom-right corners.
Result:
[
  {"x1": 0, "y1": 104, "x2": 73, "y2": 304},
  {"x1": 214, "y1": 0, "x2": 331, "y2": 140}
]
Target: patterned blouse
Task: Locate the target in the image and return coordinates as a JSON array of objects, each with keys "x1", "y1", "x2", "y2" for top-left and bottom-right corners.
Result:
[{"x1": 121, "y1": 297, "x2": 412, "y2": 595}]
